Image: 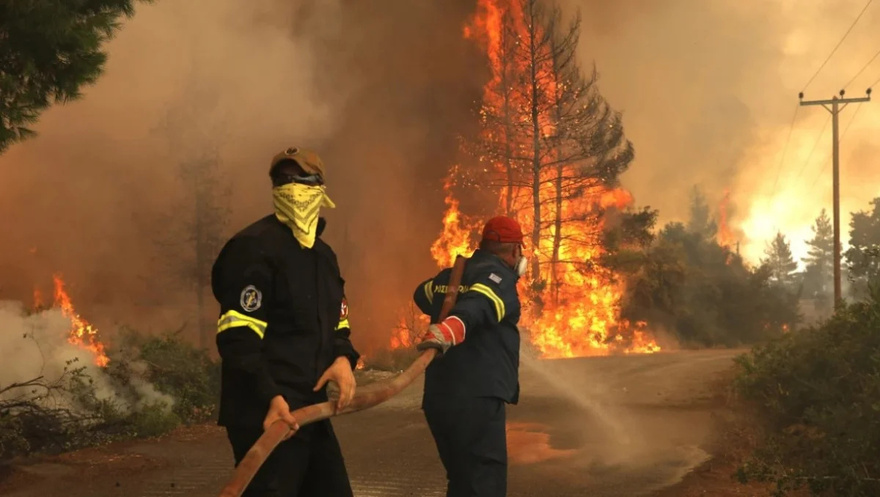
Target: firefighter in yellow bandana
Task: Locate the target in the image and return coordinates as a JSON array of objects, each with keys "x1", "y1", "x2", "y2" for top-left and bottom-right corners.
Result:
[{"x1": 211, "y1": 147, "x2": 359, "y2": 497}]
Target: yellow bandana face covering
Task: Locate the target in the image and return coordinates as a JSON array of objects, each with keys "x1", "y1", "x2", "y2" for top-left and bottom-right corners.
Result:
[{"x1": 273, "y1": 183, "x2": 336, "y2": 248}]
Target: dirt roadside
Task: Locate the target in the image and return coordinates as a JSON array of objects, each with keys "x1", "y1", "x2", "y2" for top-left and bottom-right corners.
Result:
[{"x1": 0, "y1": 350, "x2": 781, "y2": 497}]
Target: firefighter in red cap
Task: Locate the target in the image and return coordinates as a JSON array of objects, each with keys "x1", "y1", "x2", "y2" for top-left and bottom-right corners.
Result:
[
  {"x1": 412, "y1": 215, "x2": 527, "y2": 497},
  {"x1": 211, "y1": 147, "x2": 359, "y2": 496}
]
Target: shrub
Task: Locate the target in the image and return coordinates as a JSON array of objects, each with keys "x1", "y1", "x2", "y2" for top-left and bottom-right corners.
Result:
[
  {"x1": 107, "y1": 328, "x2": 220, "y2": 424},
  {"x1": 734, "y1": 286, "x2": 880, "y2": 496},
  {"x1": 0, "y1": 326, "x2": 220, "y2": 461}
]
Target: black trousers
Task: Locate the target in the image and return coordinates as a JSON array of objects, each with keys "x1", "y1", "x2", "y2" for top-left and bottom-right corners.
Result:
[
  {"x1": 424, "y1": 397, "x2": 508, "y2": 497},
  {"x1": 226, "y1": 421, "x2": 353, "y2": 497}
]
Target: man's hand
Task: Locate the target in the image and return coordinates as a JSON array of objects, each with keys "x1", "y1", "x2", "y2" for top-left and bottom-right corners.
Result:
[
  {"x1": 416, "y1": 316, "x2": 466, "y2": 356},
  {"x1": 263, "y1": 395, "x2": 299, "y2": 440},
  {"x1": 314, "y1": 356, "x2": 356, "y2": 413}
]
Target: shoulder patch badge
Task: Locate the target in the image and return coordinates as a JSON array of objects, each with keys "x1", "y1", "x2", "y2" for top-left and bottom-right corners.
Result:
[
  {"x1": 489, "y1": 273, "x2": 503, "y2": 284},
  {"x1": 339, "y1": 298, "x2": 349, "y2": 320},
  {"x1": 240, "y1": 285, "x2": 262, "y2": 312}
]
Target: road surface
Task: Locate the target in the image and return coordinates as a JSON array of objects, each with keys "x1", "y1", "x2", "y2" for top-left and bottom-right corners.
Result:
[{"x1": 0, "y1": 349, "x2": 743, "y2": 497}]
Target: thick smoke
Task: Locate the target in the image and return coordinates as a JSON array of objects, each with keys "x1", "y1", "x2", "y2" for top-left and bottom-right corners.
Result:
[
  {"x1": 0, "y1": 302, "x2": 173, "y2": 412},
  {"x1": 0, "y1": 0, "x2": 482, "y2": 353},
  {"x1": 6, "y1": 0, "x2": 875, "y2": 355},
  {"x1": 563, "y1": 0, "x2": 880, "y2": 263}
]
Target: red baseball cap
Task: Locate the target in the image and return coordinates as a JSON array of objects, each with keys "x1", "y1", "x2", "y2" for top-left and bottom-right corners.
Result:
[{"x1": 481, "y1": 216, "x2": 525, "y2": 245}]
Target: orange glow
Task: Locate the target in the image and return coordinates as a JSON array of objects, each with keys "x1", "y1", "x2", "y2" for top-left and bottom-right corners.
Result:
[
  {"x1": 718, "y1": 189, "x2": 734, "y2": 249},
  {"x1": 52, "y1": 275, "x2": 110, "y2": 367},
  {"x1": 388, "y1": 0, "x2": 661, "y2": 357},
  {"x1": 33, "y1": 289, "x2": 44, "y2": 310},
  {"x1": 463, "y1": 0, "x2": 659, "y2": 358},
  {"x1": 430, "y1": 175, "x2": 479, "y2": 268},
  {"x1": 390, "y1": 307, "x2": 431, "y2": 350}
]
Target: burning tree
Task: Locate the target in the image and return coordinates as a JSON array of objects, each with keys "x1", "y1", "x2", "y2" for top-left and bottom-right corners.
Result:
[
  {"x1": 433, "y1": 0, "x2": 657, "y2": 358},
  {"x1": 468, "y1": 0, "x2": 633, "y2": 298}
]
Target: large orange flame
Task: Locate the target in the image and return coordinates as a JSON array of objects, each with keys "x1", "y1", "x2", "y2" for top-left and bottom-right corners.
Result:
[
  {"x1": 51, "y1": 275, "x2": 110, "y2": 367},
  {"x1": 388, "y1": 0, "x2": 661, "y2": 357},
  {"x1": 430, "y1": 175, "x2": 480, "y2": 268}
]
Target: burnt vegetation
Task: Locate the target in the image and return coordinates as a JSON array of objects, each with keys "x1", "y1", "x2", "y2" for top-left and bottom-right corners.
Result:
[{"x1": 0, "y1": 328, "x2": 219, "y2": 461}]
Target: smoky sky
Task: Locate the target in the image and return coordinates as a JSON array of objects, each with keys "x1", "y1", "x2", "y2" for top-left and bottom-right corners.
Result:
[{"x1": 562, "y1": 0, "x2": 880, "y2": 263}]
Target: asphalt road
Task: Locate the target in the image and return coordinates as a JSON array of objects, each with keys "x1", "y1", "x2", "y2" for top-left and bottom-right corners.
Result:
[{"x1": 0, "y1": 349, "x2": 743, "y2": 497}]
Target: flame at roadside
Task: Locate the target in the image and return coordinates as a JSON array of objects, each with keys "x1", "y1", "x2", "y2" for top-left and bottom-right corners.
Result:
[{"x1": 48, "y1": 275, "x2": 110, "y2": 367}]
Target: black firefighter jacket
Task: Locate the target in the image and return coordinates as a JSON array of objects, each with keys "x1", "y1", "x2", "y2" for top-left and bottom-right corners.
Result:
[
  {"x1": 211, "y1": 215, "x2": 359, "y2": 428},
  {"x1": 413, "y1": 249, "x2": 522, "y2": 406}
]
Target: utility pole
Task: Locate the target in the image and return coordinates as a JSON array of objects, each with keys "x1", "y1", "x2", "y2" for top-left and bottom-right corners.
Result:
[{"x1": 799, "y1": 88, "x2": 871, "y2": 306}]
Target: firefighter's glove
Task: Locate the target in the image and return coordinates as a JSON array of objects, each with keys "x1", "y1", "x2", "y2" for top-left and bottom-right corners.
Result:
[{"x1": 417, "y1": 316, "x2": 466, "y2": 356}]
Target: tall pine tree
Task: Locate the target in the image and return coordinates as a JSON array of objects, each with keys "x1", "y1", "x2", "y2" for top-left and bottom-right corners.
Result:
[
  {"x1": 762, "y1": 232, "x2": 799, "y2": 290},
  {"x1": 0, "y1": 1, "x2": 151, "y2": 153},
  {"x1": 686, "y1": 186, "x2": 717, "y2": 240},
  {"x1": 844, "y1": 197, "x2": 880, "y2": 298},
  {"x1": 802, "y1": 209, "x2": 833, "y2": 299}
]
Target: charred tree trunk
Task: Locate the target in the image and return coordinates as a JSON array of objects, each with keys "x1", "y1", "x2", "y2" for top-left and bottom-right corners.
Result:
[
  {"x1": 501, "y1": 12, "x2": 516, "y2": 217},
  {"x1": 527, "y1": 0, "x2": 542, "y2": 283},
  {"x1": 551, "y1": 163, "x2": 563, "y2": 304}
]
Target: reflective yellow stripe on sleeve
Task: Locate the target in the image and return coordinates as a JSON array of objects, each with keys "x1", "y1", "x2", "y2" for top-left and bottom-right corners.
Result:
[
  {"x1": 424, "y1": 280, "x2": 434, "y2": 305},
  {"x1": 469, "y1": 283, "x2": 505, "y2": 322},
  {"x1": 335, "y1": 318, "x2": 350, "y2": 331},
  {"x1": 217, "y1": 310, "x2": 268, "y2": 339}
]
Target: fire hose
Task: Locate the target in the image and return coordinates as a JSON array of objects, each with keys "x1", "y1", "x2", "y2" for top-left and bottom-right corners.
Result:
[{"x1": 218, "y1": 255, "x2": 468, "y2": 497}]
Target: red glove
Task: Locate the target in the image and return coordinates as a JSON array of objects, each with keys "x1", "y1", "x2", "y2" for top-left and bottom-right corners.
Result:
[{"x1": 416, "y1": 316, "x2": 466, "y2": 355}]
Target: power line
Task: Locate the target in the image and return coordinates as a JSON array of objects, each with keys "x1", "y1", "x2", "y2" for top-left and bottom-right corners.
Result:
[
  {"x1": 771, "y1": 104, "x2": 800, "y2": 195},
  {"x1": 793, "y1": 115, "x2": 831, "y2": 183},
  {"x1": 802, "y1": 0, "x2": 874, "y2": 92},
  {"x1": 845, "y1": 46, "x2": 880, "y2": 88},
  {"x1": 872, "y1": 72, "x2": 880, "y2": 89}
]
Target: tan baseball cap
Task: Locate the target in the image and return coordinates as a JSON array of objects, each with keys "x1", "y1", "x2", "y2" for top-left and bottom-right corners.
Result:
[{"x1": 269, "y1": 147, "x2": 325, "y2": 179}]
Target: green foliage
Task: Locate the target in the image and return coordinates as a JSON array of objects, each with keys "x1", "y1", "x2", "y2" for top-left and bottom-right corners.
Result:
[
  {"x1": 687, "y1": 186, "x2": 718, "y2": 240},
  {"x1": 0, "y1": 362, "x2": 123, "y2": 460},
  {"x1": 845, "y1": 198, "x2": 880, "y2": 299},
  {"x1": 602, "y1": 206, "x2": 658, "y2": 254},
  {"x1": 125, "y1": 403, "x2": 181, "y2": 438},
  {"x1": 0, "y1": 0, "x2": 151, "y2": 153},
  {"x1": 605, "y1": 196, "x2": 800, "y2": 347},
  {"x1": 0, "y1": 326, "x2": 218, "y2": 461},
  {"x1": 734, "y1": 287, "x2": 880, "y2": 496},
  {"x1": 762, "y1": 231, "x2": 800, "y2": 291},
  {"x1": 802, "y1": 209, "x2": 833, "y2": 303},
  {"x1": 106, "y1": 328, "x2": 220, "y2": 424}
]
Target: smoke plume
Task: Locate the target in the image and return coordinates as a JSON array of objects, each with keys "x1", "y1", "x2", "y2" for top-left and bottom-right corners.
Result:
[
  {"x1": 0, "y1": 0, "x2": 482, "y2": 353},
  {"x1": 0, "y1": 302, "x2": 173, "y2": 412}
]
